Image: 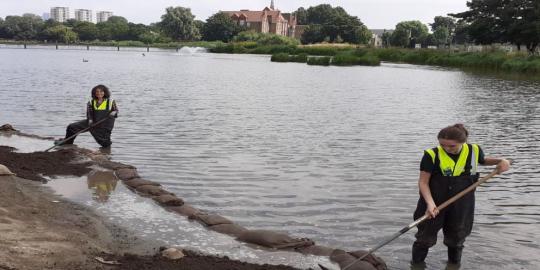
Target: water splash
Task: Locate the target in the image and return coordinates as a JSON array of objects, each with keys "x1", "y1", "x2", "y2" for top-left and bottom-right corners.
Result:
[{"x1": 178, "y1": 46, "x2": 208, "y2": 55}]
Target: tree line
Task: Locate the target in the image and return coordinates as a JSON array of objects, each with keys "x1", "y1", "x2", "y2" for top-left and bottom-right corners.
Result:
[
  {"x1": 379, "y1": 0, "x2": 539, "y2": 54},
  {"x1": 1, "y1": 1, "x2": 538, "y2": 53},
  {"x1": 0, "y1": 4, "x2": 372, "y2": 45}
]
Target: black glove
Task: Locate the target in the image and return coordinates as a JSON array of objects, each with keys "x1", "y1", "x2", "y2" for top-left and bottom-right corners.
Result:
[{"x1": 109, "y1": 111, "x2": 118, "y2": 118}]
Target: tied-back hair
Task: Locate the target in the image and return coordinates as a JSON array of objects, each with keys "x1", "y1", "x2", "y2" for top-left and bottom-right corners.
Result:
[
  {"x1": 438, "y1": 123, "x2": 468, "y2": 143},
  {"x1": 91, "y1": 84, "x2": 111, "y2": 99}
]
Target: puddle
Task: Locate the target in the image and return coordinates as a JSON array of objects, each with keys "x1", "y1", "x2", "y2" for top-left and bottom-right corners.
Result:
[
  {"x1": 44, "y1": 170, "x2": 338, "y2": 270},
  {"x1": 0, "y1": 133, "x2": 53, "y2": 153}
]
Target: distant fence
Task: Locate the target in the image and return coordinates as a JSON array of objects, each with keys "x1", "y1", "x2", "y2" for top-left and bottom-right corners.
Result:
[{"x1": 0, "y1": 43, "x2": 206, "y2": 53}]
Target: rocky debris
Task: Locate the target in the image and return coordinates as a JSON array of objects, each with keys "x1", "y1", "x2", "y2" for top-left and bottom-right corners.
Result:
[
  {"x1": 160, "y1": 247, "x2": 185, "y2": 260},
  {"x1": 0, "y1": 124, "x2": 16, "y2": 131},
  {"x1": 0, "y1": 164, "x2": 15, "y2": 175}
]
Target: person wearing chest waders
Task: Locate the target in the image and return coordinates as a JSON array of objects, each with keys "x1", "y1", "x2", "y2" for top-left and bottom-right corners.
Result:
[
  {"x1": 55, "y1": 85, "x2": 118, "y2": 148},
  {"x1": 411, "y1": 124, "x2": 510, "y2": 267}
]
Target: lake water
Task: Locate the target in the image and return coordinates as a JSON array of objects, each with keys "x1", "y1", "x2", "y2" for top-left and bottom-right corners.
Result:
[{"x1": 0, "y1": 47, "x2": 539, "y2": 269}]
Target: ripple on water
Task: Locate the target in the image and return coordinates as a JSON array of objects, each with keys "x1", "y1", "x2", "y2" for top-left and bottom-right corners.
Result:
[{"x1": 2, "y1": 49, "x2": 540, "y2": 269}]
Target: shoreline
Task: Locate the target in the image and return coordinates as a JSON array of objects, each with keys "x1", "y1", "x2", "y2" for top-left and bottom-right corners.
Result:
[
  {"x1": 0, "y1": 125, "x2": 387, "y2": 270},
  {"x1": 2, "y1": 41, "x2": 538, "y2": 76},
  {"x1": 0, "y1": 174, "x2": 304, "y2": 270}
]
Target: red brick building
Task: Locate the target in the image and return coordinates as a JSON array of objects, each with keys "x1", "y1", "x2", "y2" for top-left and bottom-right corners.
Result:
[{"x1": 222, "y1": 1, "x2": 297, "y2": 38}]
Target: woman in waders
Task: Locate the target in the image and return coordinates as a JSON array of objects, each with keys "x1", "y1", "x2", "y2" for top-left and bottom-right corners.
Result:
[
  {"x1": 411, "y1": 124, "x2": 510, "y2": 266},
  {"x1": 56, "y1": 85, "x2": 118, "y2": 148}
]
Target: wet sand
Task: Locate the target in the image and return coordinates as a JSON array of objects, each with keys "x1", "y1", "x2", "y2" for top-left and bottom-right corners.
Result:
[
  {"x1": 0, "y1": 140, "x2": 303, "y2": 270},
  {"x1": 0, "y1": 175, "x2": 303, "y2": 270}
]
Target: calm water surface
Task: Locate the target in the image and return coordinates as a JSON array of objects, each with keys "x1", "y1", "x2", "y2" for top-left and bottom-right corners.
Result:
[{"x1": 0, "y1": 47, "x2": 539, "y2": 269}]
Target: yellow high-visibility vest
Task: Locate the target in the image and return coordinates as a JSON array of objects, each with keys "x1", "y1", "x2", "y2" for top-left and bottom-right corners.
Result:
[
  {"x1": 425, "y1": 143, "x2": 479, "y2": 176},
  {"x1": 92, "y1": 99, "x2": 114, "y2": 111}
]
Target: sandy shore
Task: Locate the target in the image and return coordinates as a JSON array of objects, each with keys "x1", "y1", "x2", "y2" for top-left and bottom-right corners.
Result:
[
  {"x1": 0, "y1": 174, "x2": 303, "y2": 270},
  {"x1": 0, "y1": 125, "x2": 386, "y2": 270}
]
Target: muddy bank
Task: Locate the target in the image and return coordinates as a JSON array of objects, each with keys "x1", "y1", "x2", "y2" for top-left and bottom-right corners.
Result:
[
  {"x1": 0, "y1": 145, "x2": 92, "y2": 182},
  {"x1": 0, "y1": 125, "x2": 387, "y2": 270},
  {"x1": 0, "y1": 175, "x2": 304, "y2": 270}
]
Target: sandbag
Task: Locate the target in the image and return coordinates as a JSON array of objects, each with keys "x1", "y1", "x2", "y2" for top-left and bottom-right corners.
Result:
[
  {"x1": 330, "y1": 249, "x2": 386, "y2": 270},
  {"x1": 191, "y1": 213, "x2": 233, "y2": 226},
  {"x1": 208, "y1": 223, "x2": 248, "y2": 237},
  {"x1": 0, "y1": 164, "x2": 15, "y2": 176},
  {"x1": 114, "y1": 168, "x2": 139, "y2": 180},
  {"x1": 135, "y1": 185, "x2": 172, "y2": 196},
  {"x1": 236, "y1": 230, "x2": 315, "y2": 249},
  {"x1": 95, "y1": 158, "x2": 134, "y2": 170},
  {"x1": 295, "y1": 244, "x2": 335, "y2": 256},
  {"x1": 124, "y1": 178, "x2": 161, "y2": 188},
  {"x1": 350, "y1": 250, "x2": 387, "y2": 270},
  {"x1": 0, "y1": 124, "x2": 16, "y2": 131},
  {"x1": 153, "y1": 194, "x2": 184, "y2": 206},
  {"x1": 167, "y1": 204, "x2": 201, "y2": 217}
]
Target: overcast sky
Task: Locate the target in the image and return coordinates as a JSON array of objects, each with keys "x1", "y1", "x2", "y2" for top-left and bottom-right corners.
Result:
[{"x1": 1, "y1": 0, "x2": 469, "y2": 29}]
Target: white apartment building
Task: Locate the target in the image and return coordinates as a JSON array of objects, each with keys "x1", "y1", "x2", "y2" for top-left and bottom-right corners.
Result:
[
  {"x1": 50, "y1": 7, "x2": 70, "y2": 22},
  {"x1": 75, "y1": 9, "x2": 93, "y2": 22},
  {"x1": 96, "y1": 11, "x2": 113, "y2": 23}
]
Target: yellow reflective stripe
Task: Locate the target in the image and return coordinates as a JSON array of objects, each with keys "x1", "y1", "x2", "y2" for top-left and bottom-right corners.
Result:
[
  {"x1": 471, "y1": 144, "x2": 479, "y2": 174},
  {"x1": 92, "y1": 99, "x2": 110, "y2": 111},
  {"x1": 426, "y1": 149, "x2": 436, "y2": 164},
  {"x1": 437, "y1": 143, "x2": 470, "y2": 176}
]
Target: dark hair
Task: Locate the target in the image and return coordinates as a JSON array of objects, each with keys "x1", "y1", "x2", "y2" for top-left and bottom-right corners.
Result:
[
  {"x1": 438, "y1": 123, "x2": 468, "y2": 143},
  {"x1": 91, "y1": 84, "x2": 111, "y2": 99}
]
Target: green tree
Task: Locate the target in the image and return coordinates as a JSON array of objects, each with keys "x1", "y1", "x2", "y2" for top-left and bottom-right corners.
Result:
[
  {"x1": 423, "y1": 33, "x2": 436, "y2": 47},
  {"x1": 299, "y1": 4, "x2": 370, "y2": 44},
  {"x1": 159, "y1": 6, "x2": 200, "y2": 41},
  {"x1": 194, "y1": 20, "x2": 205, "y2": 35},
  {"x1": 452, "y1": 21, "x2": 471, "y2": 45},
  {"x1": 293, "y1": 7, "x2": 308, "y2": 25},
  {"x1": 96, "y1": 16, "x2": 129, "y2": 40},
  {"x1": 301, "y1": 24, "x2": 326, "y2": 44},
  {"x1": 43, "y1": 25, "x2": 78, "y2": 43},
  {"x1": 63, "y1": 19, "x2": 78, "y2": 28},
  {"x1": 430, "y1": 16, "x2": 456, "y2": 33},
  {"x1": 432, "y1": 26, "x2": 450, "y2": 47},
  {"x1": 381, "y1": 31, "x2": 392, "y2": 47},
  {"x1": 390, "y1": 27, "x2": 410, "y2": 47},
  {"x1": 306, "y1": 4, "x2": 339, "y2": 25},
  {"x1": 202, "y1": 12, "x2": 242, "y2": 42},
  {"x1": 233, "y1": 30, "x2": 262, "y2": 42},
  {"x1": 451, "y1": 0, "x2": 540, "y2": 53},
  {"x1": 3, "y1": 14, "x2": 44, "y2": 40},
  {"x1": 127, "y1": 23, "x2": 149, "y2": 41},
  {"x1": 138, "y1": 31, "x2": 160, "y2": 44},
  {"x1": 73, "y1": 21, "x2": 98, "y2": 41},
  {"x1": 0, "y1": 18, "x2": 6, "y2": 38},
  {"x1": 390, "y1": 20, "x2": 429, "y2": 48}
]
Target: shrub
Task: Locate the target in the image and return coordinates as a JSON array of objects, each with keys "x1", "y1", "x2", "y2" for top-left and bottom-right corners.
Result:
[
  {"x1": 271, "y1": 53, "x2": 290, "y2": 62},
  {"x1": 307, "y1": 56, "x2": 331, "y2": 66},
  {"x1": 331, "y1": 53, "x2": 359, "y2": 66},
  {"x1": 256, "y1": 34, "x2": 299, "y2": 46},
  {"x1": 290, "y1": 53, "x2": 308, "y2": 63}
]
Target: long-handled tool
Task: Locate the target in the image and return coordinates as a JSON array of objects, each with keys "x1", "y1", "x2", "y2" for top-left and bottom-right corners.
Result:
[
  {"x1": 44, "y1": 116, "x2": 111, "y2": 152},
  {"x1": 338, "y1": 168, "x2": 499, "y2": 270}
]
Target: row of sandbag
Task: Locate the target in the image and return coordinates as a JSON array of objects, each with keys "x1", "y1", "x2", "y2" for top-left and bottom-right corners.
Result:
[{"x1": 111, "y1": 166, "x2": 387, "y2": 270}]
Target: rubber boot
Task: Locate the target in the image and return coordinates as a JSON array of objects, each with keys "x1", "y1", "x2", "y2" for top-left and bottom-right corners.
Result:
[
  {"x1": 448, "y1": 247, "x2": 463, "y2": 265},
  {"x1": 411, "y1": 245, "x2": 429, "y2": 264}
]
